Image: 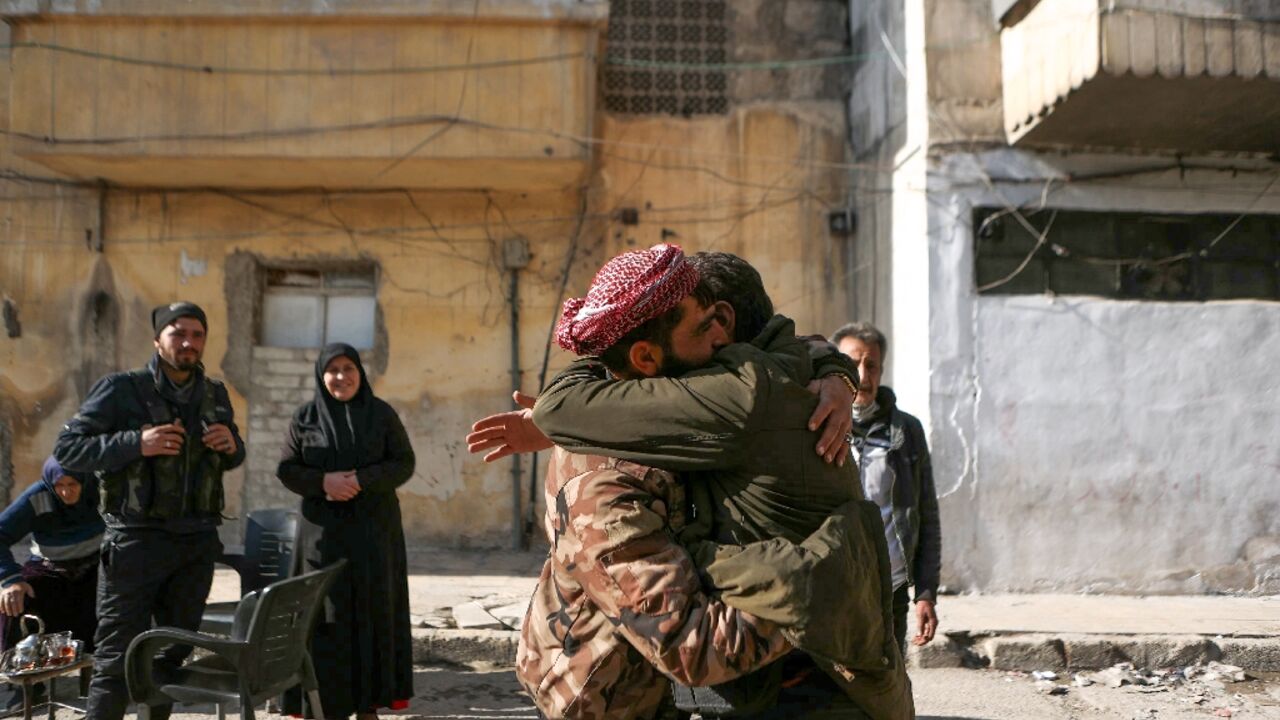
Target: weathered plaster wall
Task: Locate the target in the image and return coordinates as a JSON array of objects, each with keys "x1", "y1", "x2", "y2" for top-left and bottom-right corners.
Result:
[
  {"x1": 848, "y1": 0, "x2": 1279, "y2": 594},
  {"x1": 970, "y1": 296, "x2": 1279, "y2": 593},
  {"x1": 925, "y1": 149, "x2": 1280, "y2": 594},
  {"x1": 0, "y1": 19, "x2": 103, "y2": 504},
  {"x1": 591, "y1": 0, "x2": 856, "y2": 338},
  {"x1": 593, "y1": 107, "x2": 852, "y2": 337},
  {"x1": 728, "y1": 0, "x2": 850, "y2": 104},
  {"x1": 6, "y1": 14, "x2": 599, "y2": 190},
  {"x1": 846, "y1": 0, "x2": 909, "y2": 339},
  {"x1": 91, "y1": 188, "x2": 598, "y2": 547},
  {"x1": 0, "y1": 0, "x2": 859, "y2": 550},
  {"x1": 924, "y1": 0, "x2": 1002, "y2": 146}
]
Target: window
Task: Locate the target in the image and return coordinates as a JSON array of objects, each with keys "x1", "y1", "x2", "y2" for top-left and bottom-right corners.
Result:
[
  {"x1": 261, "y1": 267, "x2": 377, "y2": 348},
  {"x1": 603, "y1": 0, "x2": 730, "y2": 116},
  {"x1": 974, "y1": 209, "x2": 1280, "y2": 301}
]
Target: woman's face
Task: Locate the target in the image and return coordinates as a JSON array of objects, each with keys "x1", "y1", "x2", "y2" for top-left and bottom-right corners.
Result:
[
  {"x1": 53, "y1": 476, "x2": 82, "y2": 506},
  {"x1": 323, "y1": 356, "x2": 362, "y2": 402}
]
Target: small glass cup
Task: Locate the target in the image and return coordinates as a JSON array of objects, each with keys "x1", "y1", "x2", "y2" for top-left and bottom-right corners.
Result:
[{"x1": 42, "y1": 632, "x2": 73, "y2": 666}]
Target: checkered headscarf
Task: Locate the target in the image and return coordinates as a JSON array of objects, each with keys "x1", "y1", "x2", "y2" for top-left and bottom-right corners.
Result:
[{"x1": 555, "y1": 243, "x2": 700, "y2": 356}]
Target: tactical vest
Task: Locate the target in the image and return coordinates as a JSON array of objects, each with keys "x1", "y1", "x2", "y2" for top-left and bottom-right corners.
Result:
[{"x1": 99, "y1": 370, "x2": 228, "y2": 520}]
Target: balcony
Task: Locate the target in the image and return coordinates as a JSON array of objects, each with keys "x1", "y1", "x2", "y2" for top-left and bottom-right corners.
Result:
[
  {"x1": 999, "y1": 0, "x2": 1280, "y2": 154},
  {"x1": 1, "y1": 1, "x2": 607, "y2": 189}
]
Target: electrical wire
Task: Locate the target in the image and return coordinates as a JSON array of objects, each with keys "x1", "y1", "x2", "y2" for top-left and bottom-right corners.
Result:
[
  {"x1": 0, "y1": 5, "x2": 1124, "y2": 77},
  {"x1": 4, "y1": 41, "x2": 589, "y2": 76}
]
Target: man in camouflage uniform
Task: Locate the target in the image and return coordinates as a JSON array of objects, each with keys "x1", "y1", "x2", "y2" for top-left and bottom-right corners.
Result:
[
  {"x1": 522, "y1": 451, "x2": 794, "y2": 719},
  {"x1": 55, "y1": 302, "x2": 244, "y2": 720},
  {"x1": 512, "y1": 245, "x2": 796, "y2": 719},
  {"x1": 472, "y1": 251, "x2": 910, "y2": 719}
]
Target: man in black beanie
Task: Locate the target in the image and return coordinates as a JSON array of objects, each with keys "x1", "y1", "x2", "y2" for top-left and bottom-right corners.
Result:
[{"x1": 54, "y1": 301, "x2": 245, "y2": 720}]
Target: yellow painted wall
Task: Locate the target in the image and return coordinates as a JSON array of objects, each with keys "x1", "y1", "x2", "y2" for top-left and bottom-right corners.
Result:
[
  {"x1": 0, "y1": 18, "x2": 104, "y2": 502},
  {"x1": 93, "y1": 187, "x2": 595, "y2": 545},
  {"x1": 9, "y1": 16, "x2": 597, "y2": 188},
  {"x1": 592, "y1": 106, "x2": 853, "y2": 338},
  {"x1": 0, "y1": 10, "x2": 854, "y2": 547}
]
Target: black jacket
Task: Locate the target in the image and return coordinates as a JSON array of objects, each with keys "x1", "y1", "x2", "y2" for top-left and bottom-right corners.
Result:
[
  {"x1": 53, "y1": 355, "x2": 245, "y2": 532},
  {"x1": 853, "y1": 386, "x2": 941, "y2": 602}
]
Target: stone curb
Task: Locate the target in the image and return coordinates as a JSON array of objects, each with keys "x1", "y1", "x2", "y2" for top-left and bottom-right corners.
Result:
[
  {"x1": 910, "y1": 632, "x2": 1280, "y2": 672},
  {"x1": 412, "y1": 627, "x2": 518, "y2": 667},
  {"x1": 412, "y1": 627, "x2": 1280, "y2": 673}
]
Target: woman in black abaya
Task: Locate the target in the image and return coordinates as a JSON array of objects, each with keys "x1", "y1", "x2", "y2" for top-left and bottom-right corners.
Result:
[{"x1": 278, "y1": 343, "x2": 415, "y2": 720}]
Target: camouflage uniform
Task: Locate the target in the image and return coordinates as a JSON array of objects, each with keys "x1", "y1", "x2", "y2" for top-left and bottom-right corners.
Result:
[{"x1": 517, "y1": 448, "x2": 791, "y2": 720}]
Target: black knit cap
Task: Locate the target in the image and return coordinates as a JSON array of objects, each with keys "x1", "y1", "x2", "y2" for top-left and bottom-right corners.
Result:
[{"x1": 151, "y1": 301, "x2": 207, "y2": 337}]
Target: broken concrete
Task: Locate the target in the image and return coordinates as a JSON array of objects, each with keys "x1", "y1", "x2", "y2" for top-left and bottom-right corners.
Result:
[
  {"x1": 983, "y1": 635, "x2": 1066, "y2": 671},
  {"x1": 908, "y1": 635, "x2": 968, "y2": 669},
  {"x1": 1063, "y1": 634, "x2": 1129, "y2": 669},
  {"x1": 451, "y1": 601, "x2": 507, "y2": 631},
  {"x1": 1216, "y1": 638, "x2": 1280, "y2": 672},
  {"x1": 1113, "y1": 636, "x2": 1218, "y2": 669}
]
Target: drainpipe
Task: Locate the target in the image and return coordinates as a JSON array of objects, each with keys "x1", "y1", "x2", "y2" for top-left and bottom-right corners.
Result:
[{"x1": 503, "y1": 239, "x2": 531, "y2": 550}]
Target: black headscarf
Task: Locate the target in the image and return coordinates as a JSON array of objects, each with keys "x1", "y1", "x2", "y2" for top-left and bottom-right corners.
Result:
[{"x1": 310, "y1": 343, "x2": 377, "y2": 471}]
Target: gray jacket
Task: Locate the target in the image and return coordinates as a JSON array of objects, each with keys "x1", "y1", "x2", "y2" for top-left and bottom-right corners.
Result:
[{"x1": 853, "y1": 387, "x2": 941, "y2": 602}]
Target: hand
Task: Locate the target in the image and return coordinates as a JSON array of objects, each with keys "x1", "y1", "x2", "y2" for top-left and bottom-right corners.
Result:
[
  {"x1": 0, "y1": 582, "x2": 34, "y2": 617},
  {"x1": 202, "y1": 423, "x2": 237, "y2": 455},
  {"x1": 323, "y1": 471, "x2": 360, "y2": 502},
  {"x1": 806, "y1": 375, "x2": 854, "y2": 466},
  {"x1": 912, "y1": 599, "x2": 938, "y2": 646},
  {"x1": 140, "y1": 421, "x2": 185, "y2": 457},
  {"x1": 466, "y1": 393, "x2": 553, "y2": 462}
]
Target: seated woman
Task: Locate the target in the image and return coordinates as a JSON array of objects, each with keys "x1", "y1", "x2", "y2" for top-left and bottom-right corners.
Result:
[{"x1": 0, "y1": 456, "x2": 104, "y2": 652}]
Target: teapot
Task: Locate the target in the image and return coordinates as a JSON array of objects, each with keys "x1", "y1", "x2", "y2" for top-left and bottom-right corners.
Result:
[{"x1": 12, "y1": 615, "x2": 44, "y2": 671}]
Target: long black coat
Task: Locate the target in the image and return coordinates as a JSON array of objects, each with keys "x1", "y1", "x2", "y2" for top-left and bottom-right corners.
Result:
[{"x1": 278, "y1": 396, "x2": 416, "y2": 718}]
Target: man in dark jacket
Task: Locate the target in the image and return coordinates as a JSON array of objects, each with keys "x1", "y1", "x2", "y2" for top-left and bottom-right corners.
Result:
[
  {"x1": 54, "y1": 301, "x2": 245, "y2": 720},
  {"x1": 833, "y1": 322, "x2": 941, "y2": 654}
]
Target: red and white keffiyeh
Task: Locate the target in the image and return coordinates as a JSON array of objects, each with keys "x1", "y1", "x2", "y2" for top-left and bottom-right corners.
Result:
[{"x1": 555, "y1": 243, "x2": 700, "y2": 356}]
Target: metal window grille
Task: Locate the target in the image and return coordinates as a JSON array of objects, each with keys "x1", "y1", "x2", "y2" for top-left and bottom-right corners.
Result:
[
  {"x1": 604, "y1": 0, "x2": 731, "y2": 116},
  {"x1": 974, "y1": 208, "x2": 1280, "y2": 301}
]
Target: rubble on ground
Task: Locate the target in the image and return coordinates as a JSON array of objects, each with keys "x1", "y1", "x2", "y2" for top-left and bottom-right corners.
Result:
[{"x1": 1020, "y1": 659, "x2": 1256, "y2": 712}]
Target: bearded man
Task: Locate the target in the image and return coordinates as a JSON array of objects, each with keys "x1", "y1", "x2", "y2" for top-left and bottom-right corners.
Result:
[{"x1": 55, "y1": 301, "x2": 244, "y2": 720}]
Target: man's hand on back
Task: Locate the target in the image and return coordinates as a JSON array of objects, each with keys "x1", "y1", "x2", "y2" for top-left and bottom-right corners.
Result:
[
  {"x1": 467, "y1": 391, "x2": 554, "y2": 462},
  {"x1": 806, "y1": 375, "x2": 854, "y2": 466}
]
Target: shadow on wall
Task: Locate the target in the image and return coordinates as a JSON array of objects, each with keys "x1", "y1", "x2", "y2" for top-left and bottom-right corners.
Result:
[{"x1": 79, "y1": 290, "x2": 119, "y2": 399}]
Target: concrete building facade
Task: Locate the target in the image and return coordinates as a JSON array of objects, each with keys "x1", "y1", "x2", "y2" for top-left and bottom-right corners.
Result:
[
  {"x1": 849, "y1": 0, "x2": 1280, "y2": 593},
  {"x1": 0, "y1": 0, "x2": 855, "y2": 549}
]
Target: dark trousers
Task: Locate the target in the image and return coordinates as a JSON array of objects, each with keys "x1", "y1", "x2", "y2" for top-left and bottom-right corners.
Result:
[
  {"x1": 0, "y1": 556, "x2": 98, "y2": 653},
  {"x1": 725, "y1": 654, "x2": 870, "y2": 720},
  {"x1": 86, "y1": 528, "x2": 220, "y2": 720},
  {"x1": 891, "y1": 584, "x2": 910, "y2": 657}
]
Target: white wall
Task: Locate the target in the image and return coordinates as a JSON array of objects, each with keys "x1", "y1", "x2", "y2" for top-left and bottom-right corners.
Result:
[{"x1": 925, "y1": 149, "x2": 1280, "y2": 593}]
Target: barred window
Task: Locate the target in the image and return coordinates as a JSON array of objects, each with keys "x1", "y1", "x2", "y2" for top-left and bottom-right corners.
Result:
[
  {"x1": 603, "y1": 0, "x2": 730, "y2": 116},
  {"x1": 974, "y1": 208, "x2": 1280, "y2": 301}
]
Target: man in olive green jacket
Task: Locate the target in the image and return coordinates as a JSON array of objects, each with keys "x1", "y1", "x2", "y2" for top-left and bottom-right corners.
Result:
[{"x1": 531, "y1": 253, "x2": 913, "y2": 719}]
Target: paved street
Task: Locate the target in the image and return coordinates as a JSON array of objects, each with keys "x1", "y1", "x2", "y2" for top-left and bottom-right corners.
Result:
[
  {"x1": 400, "y1": 667, "x2": 1280, "y2": 720},
  {"x1": 26, "y1": 665, "x2": 1279, "y2": 720}
]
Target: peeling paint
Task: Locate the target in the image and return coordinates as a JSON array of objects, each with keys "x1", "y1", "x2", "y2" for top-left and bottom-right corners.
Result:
[{"x1": 179, "y1": 249, "x2": 207, "y2": 285}]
